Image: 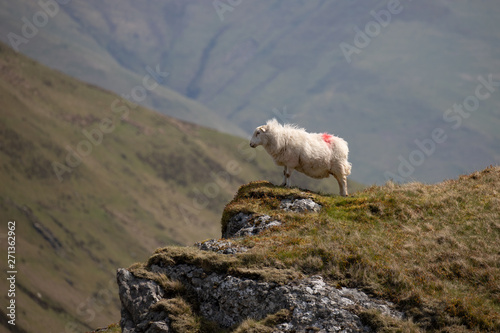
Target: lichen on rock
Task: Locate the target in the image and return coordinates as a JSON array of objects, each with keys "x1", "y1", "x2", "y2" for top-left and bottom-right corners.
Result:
[
  {"x1": 195, "y1": 239, "x2": 248, "y2": 254},
  {"x1": 222, "y1": 212, "x2": 282, "y2": 239},
  {"x1": 280, "y1": 198, "x2": 322, "y2": 213},
  {"x1": 118, "y1": 264, "x2": 403, "y2": 332},
  {"x1": 117, "y1": 268, "x2": 170, "y2": 333}
]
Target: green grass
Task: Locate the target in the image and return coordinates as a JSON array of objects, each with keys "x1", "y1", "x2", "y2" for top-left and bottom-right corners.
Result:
[
  {"x1": 130, "y1": 166, "x2": 499, "y2": 332},
  {"x1": 240, "y1": 168, "x2": 500, "y2": 331}
]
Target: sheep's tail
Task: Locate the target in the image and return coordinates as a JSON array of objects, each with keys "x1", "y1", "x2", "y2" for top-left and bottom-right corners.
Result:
[
  {"x1": 334, "y1": 137, "x2": 351, "y2": 176},
  {"x1": 344, "y1": 161, "x2": 352, "y2": 176}
]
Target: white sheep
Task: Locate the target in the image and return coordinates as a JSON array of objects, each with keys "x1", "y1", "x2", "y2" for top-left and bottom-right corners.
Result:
[{"x1": 249, "y1": 119, "x2": 352, "y2": 196}]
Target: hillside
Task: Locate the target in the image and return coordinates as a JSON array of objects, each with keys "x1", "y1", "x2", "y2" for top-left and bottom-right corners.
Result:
[
  {"x1": 0, "y1": 0, "x2": 244, "y2": 137},
  {"x1": 115, "y1": 166, "x2": 499, "y2": 332},
  {"x1": 0, "y1": 42, "x2": 364, "y2": 333},
  {"x1": 1, "y1": 0, "x2": 499, "y2": 183}
]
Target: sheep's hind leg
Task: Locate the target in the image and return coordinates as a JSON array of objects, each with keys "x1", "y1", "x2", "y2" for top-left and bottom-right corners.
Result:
[{"x1": 333, "y1": 173, "x2": 348, "y2": 197}]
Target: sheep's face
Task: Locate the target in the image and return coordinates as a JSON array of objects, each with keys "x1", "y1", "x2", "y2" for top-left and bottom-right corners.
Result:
[{"x1": 249, "y1": 126, "x2": 267, "y2": 148}]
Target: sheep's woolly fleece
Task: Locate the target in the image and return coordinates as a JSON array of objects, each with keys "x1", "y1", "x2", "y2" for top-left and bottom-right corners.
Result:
[{"x1": 249, "y1": 119, "x2": 351, "y2": 196}]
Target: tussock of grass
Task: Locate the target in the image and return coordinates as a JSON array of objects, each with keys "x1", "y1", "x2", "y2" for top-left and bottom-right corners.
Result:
[
  {"x1": 232, "y1": 309, "x2": 291, "y2": 333},
  {"x1": 152, "y1": 298, "x2": 200, "y2": 333},
  {"x1": 144, "y1": 245, "x2": 301, "y2": 284},
  {"x1": 147, "y1": 246, "x2": 239, "y2": 275},
  {"x1": 128, "y1": 262, "x2": 185, "y2": 297},
  {"x1": 357, "y1": 309, "x2": 421, "y2": 333}
]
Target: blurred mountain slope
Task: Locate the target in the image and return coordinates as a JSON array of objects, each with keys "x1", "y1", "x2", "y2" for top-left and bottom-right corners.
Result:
[{"x1": 1, "y1": 0, "x2": 498, "y2": 182}]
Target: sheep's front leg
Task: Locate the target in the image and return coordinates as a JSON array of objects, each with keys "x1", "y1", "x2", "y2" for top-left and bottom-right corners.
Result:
[
  {"x1": 281, "y1": 166, "x2": 293, "y2": 187},
  {"x1": 280, "y1": 166, "x2": 288, "y2": 186}
]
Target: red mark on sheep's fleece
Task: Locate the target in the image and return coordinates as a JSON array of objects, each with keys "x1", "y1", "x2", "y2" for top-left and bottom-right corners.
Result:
[{"x1": 322, "y1": 133, "x2": 334, "y2": 145}]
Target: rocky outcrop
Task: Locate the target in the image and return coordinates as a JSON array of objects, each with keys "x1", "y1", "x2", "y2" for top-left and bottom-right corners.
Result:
[
  {"x1": 222, "y1": 197, "x2": 322, "y2": 239},
  {"x1": 117, "y1": 262, "x2": 403, "y2": 332},
  {"x1": 117, "y1": 193, "x2": 405, "y2": 332},
  {"x1": 158, "y1": 264, "x2": 402, "y2": 331}
]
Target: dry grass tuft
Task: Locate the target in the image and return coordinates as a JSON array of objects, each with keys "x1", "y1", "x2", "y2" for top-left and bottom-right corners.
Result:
[
  {"x1": 128, "y1": 262, "x2": 185, "y2": 296},
  {"x1": 357, "y1": 308, "x2": 421, "y2": 332},
  {"x1": 152, "y1": 298, "x2": 200, "y2": 333},
  {"x1": 232, "y1": 309, "x2": 291, "y2": 333}
]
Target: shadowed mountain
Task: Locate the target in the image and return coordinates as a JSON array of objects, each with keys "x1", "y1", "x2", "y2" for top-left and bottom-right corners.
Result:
[{"x1": 0, "y1": 0, "x2": 499, "y2": 184}]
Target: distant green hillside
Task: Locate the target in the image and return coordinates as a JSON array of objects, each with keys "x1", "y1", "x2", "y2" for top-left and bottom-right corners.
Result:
[
  {"x1": 0, "y1": 42, "x2": 363, "y2": 333},
  {"x1": 0, "y1": 0, "x2": 498, "y2": 184},
  {"x1": 117, "y1": 166, "x2": 500, "y2": 332},
  {"x1": 0, "y1": 0, "x2": 244, "y2": 137}
]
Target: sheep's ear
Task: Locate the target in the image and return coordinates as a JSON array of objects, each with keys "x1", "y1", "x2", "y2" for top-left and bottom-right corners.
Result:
[{"x1": 258, "y1": 126, "x2": 266, "y2": 133}]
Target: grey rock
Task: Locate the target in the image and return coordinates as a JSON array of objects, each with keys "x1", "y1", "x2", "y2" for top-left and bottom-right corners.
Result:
[
  {"x1": 280, "y1": 198, "x2": 322, "y2": 213},
  {"x1": 223, "y1": 213, "x2": 282, "y2": 239},
  {"x1": 118, "y1": 264, "x2": 404, "y2": 332},
  {"x1": 159, "y1": 263, "x2": 288, "y2": 327},
  {"x1": 235, "y1": 215, "x2": 282, "y2": 237},
  {"x1": 117, "y1": 268, "x2": 170, "y2": 333},
  {"x1": 338, "y1": 287, "x2": 402, "y2": 319},
  {"x1": 146, "y1": 264, "x2": 402, "y2": 332},
  {"x1": 195, "y1": 239, "x2": 248, "y2": 254},
  {"x1": 223, "y1": 212, "x2": 252, "y2": 238},
  {"x1": 144, "y1": 321, "x2": 170, "y2": 333}
]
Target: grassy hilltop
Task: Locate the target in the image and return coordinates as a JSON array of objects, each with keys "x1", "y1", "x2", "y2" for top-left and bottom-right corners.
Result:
[{"x1": 118, "y1": 166, "x2": 499, "y2": 332}]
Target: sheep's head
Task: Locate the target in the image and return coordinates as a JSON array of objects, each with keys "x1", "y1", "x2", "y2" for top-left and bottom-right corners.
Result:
[{"x1": 249, "y1": 125, "x2": 268, "y2": 148}]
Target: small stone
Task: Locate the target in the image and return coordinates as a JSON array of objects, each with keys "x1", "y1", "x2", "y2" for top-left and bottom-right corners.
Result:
[
  {"x1": 280, "y1": 198, "x2": 322, "y2": 213},
  {"x1": 195, "y1": 239, "x2": 248, "y2": 254}
]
